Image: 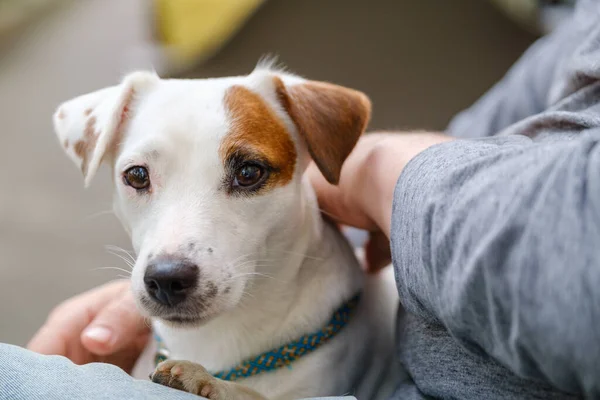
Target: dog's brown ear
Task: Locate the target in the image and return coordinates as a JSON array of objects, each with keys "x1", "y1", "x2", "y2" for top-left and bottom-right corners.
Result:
[
  {"x1": 53, "y1": 71, "x2": 158, "y2": 187},
  {"x1": 273, "y1": 77, "x2": 371, "y2": 185}
]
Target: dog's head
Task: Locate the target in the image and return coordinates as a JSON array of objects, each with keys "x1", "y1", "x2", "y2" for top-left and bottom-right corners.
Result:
[{"x1": 53, "y1": 66, "x2": 370, "y2": 326}]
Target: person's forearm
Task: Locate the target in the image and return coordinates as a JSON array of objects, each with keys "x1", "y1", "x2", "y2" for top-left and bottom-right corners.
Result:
[
  {"x1": 390, "y1": 132, "x2": 600, "y2": 396},
  {"x1": 358, "y1": 133, "x2": 452, "y2": 237}
]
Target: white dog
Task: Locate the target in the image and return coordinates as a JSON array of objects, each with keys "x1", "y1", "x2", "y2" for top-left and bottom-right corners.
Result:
[{"x1": 53, "y1": 63, "x2": 402, "y2": 400}]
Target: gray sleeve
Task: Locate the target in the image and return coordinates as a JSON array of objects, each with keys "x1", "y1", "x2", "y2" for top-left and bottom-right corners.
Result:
[
  {"x1": 390, "y1": 131, "x2": 600, "y2": 396},
  {"x1": 0, "y1": 343, "x2": 203, "y2": 400}
]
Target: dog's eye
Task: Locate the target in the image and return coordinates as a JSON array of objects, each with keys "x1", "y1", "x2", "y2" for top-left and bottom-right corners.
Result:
[
  {"x1": 123, "y1": 166, "x2": 150, "y2": 190},
  {"x1": 233, "y1": 164, "x2": 265, "y2": 188}
]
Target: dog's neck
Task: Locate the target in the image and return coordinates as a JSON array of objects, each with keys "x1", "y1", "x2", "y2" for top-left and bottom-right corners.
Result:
[{"x1": 153, "y1": 179, "x2": 363, "y2": 371}]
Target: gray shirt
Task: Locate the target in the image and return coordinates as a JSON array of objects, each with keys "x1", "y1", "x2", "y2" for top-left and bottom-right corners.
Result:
[{"x1": 390, "y1": 1, "x2": 600, "y2": 398}]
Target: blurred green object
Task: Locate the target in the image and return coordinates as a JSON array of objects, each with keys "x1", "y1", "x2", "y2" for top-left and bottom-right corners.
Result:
[{"x1": 489, "y1": 0, "x2": 576, "y2": 34}]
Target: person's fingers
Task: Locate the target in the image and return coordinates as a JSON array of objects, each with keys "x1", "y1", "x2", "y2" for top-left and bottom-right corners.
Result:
[
  {"x1": 27, "y1": 280, "x2": 129, "y2": 357},
  {"x1": 364, "y1": 231, "x2": 392, "y2": 273},
  {"x1": 305, "y1": 163, "x2": 344, "y2": 220},
  {"x1": 81, "y1": 285, "x2": 149, "y2": 356},
  {"x1": 99, "y1": 331, "x2": 151, "y2": 373},
  {"x1": 26, "y1": 323, "x2": 69, "y2": 357},
  {"x1": 306, "y1": 163, "x2": 374, "y2": 230}
]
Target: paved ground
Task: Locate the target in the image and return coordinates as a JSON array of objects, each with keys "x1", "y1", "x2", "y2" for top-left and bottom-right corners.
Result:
[{"x1": 0, "y1": 0, "x2": 534, "y2": 346}]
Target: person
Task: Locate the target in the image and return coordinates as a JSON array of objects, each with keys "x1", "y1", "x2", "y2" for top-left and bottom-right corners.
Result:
[{"x1": 3, "y1": 0, "x2": 600, "y2": 398}]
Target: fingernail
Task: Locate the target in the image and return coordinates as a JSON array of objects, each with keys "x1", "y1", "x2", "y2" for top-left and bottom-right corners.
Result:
[{"x1": 83, "y1": 326, "x2": 113, "y2": 344}]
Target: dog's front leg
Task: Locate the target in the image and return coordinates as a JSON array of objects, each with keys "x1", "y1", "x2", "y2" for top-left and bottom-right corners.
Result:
[{"x1": 151, "y1": 360, "x2": 268, "y2": 400}]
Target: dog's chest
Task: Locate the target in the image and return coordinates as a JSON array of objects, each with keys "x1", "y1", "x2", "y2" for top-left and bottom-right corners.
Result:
[{"x1": 148, "y1": 311, "x2": 372, "y2": 399}]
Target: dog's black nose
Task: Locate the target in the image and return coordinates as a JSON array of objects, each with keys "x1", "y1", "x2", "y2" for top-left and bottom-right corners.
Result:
[{"x1": 144, "y1": 260, "x2": 198, "y2": 306}]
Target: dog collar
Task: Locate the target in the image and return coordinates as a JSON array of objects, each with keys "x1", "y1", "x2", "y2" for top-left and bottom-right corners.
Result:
[{"x1": 154, "y1": 293, "x2": 361, "y2": 381}]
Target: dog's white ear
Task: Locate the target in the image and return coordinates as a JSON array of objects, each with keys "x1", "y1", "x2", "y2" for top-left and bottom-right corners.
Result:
[
  {"x1": 272, "y1": 76, "x2": 371, "y2": 185},
  {"x1": 53, "y1": 71, "x2": 158, "y2": 187}
]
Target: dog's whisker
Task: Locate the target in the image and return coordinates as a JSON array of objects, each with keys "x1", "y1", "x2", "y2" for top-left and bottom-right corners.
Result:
[
  {"x1": 230, "y1": 261, "x2": 279, "y2": 276},
  {"x1": 105, "y1": 244, "x2": 136, "y2": 256},
  {"x1": 229, "y1": 252, "x2": 258, "y2": 263},
  {"x1": 233, "y1": 259, "x2": 277, "y2": 268},
  {"x1": 308, "y1": 204, "x2": 345, "y2": 223},
  {"x1": 228, "y1": 252, "x2": 265, "y2": 266},
  {"x1": 229, "y1": 271, "x2": 276, "y2": 280},
  {"x1": 108, "y1": 258, "x2": 134, "y2": 271},
  {"x1": 269, "y1": 249, "x2": 325, "y2": 261},
  {"x1": 105, "y1": 245, "x2": 137, "y2": 263},
  {"x1": 230, "y1": 264, "x2": 277, "y2": 275},
  {"x1": 110, "y1": 253, "x2": 135, "y2": 269},
  {"x1": 92, "y1": 266, "x2": 133, "y2": 275},
  {"x1": 84, "y1": 209, "x2": 114, "y2": 221},
  {"x1": 232, "y1": 263, "x2": 268, "y2": 271},
  {"x1": 105, "y1": 247, "x2": 135, "y2": 261},
  {"x1": 225, "y1": 270, "x2": 284, "y2": 285},
  {"x1": 239, "y1": 290, "x2": 256, "y2": 300},
  {"x1": 229, "y1": 262, "x2": 265, "y2": 272},
  {"x1": 229, "y1": 253, "x2": 253, "y2": 264},
  {"x1": 106, "y1": 250, "x2": 136, "y2": 270}
]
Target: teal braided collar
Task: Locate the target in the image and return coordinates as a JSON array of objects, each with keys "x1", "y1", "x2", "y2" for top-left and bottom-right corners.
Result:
[{"x1": 154, "y1": 293, "x2": 361, "y2": 381}]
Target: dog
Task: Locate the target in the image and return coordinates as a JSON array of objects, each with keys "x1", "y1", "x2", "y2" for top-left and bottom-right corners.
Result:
[{"x1": 52, "y1": 63, "x2": 402, "y2": 399}]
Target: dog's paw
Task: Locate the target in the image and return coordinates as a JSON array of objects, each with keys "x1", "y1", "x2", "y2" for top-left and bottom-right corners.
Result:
[{"x1": 151, "y1": 360, "x2": 225, "y2": 399}]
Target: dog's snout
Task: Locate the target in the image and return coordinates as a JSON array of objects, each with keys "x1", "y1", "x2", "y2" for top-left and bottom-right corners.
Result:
[{"x1": 144, "y1": 260, "x2": 199, "y2": 306}]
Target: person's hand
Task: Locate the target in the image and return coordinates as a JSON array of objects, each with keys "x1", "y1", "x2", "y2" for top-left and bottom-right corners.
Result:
[
  {"x1": 307, "y1": 132, "x2": 452, "y2": 272},
  {"x1": 27, "y1": 280, "x2": 149, "y2": 373}
]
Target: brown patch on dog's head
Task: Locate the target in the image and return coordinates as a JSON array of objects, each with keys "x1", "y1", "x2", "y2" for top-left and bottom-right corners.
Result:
[
  {"x1": 84, "y1": 108, "x2": 93, "y2": 116},
  {"x1": 273, "y1": 77, "x2": 371, "y2": 185},
  {"x1": 221, "y1": 85, "x2": 297, "y2": 192},
  {"x1": 73, "y1": 116, "x2": 99, "y2": 176}
]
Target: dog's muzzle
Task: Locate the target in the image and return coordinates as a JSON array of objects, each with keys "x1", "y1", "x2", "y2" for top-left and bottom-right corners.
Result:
[{"x1": 143, "y1": 258, "x2": 199, "y2": 307}]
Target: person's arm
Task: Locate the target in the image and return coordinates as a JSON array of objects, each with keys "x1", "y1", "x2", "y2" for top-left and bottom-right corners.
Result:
[
  {"x1": 390, "y1": 131, "x2": 600, "y2": 396},
  {"x1": 306, "y1": 132, "x2": 452, "y2": 271},
  {"x1": 447, "y1": 0, "x2": 598, "y2": 139}
]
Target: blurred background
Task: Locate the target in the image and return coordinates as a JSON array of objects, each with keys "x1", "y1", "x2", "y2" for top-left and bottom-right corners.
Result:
[{"x1": 0, "y1": 0, "x2": 573, "y2": 346}]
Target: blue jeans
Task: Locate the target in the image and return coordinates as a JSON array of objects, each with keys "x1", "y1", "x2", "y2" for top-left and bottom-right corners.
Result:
[{"x1": 0, "y1": 344, "x2": 354, "y2": 400}]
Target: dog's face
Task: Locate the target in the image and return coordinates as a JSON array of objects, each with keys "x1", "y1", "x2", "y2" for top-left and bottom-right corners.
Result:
[{"x1": 53, "y1": 67, "x2": 370, "y2": 327}]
